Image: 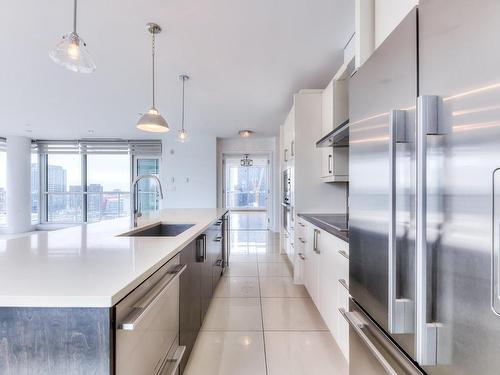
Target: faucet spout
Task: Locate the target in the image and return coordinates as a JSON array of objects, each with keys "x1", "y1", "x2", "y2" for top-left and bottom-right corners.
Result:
[{"x1": 131, "y1": 174, "x2": 164, "y2": 227}]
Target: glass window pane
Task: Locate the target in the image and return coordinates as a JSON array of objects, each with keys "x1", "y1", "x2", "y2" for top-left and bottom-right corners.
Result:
[
  {"x1": 47, "y1": 154, "x2": 80, "y2": 192},
  {"x1": 31, "y1": 153, "x2": 39, "y2": 224},
  {"x1": 136, "y1": 158, "x2": 160, "y2": 213},
  {"x1": 47, "y1": 154, "x2": 81, "y2": 223},
  {"x1": 87, "y1": 154, "x2": 131, "y2": 223},
  {"x1": 0, "y1": 149, "x2": 6, "y2": 227},
  {"x1": 47, "y1": 194, "x2": 83, "y2": 223}
]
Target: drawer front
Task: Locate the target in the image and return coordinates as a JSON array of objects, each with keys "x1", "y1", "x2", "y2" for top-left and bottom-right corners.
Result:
[
  {"x1": 337, "y1": 254, "x2": 349, "y2": 289},
  {"x1": 337, "y1": 283, "x2": 350, "y2": 361},
  {"x1": 116, "y1": 255, "x2": 182, "y2": 375}
]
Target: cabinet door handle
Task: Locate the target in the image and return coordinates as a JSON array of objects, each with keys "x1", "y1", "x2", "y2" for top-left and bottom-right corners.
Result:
[
  {"x1": 284, "y1": 149, "x2": 288, "y2": 162},
  {"x1": 291, "y1": 140, "x2": 295, "y2": 156},
  {"x1": 313, "y1": 229, "x2": 320, "y2": 254},
  {"x1": 298, "y1": 252, "x2": 306, "y2": 260},
  {"x1": 338, "y1": 250, "x2": 349, "y2": 260},
  {"x1": 214, "y1": 236, "x2": 222, "y2": 242},
  {"x1": 328, "y1": 154, "x2": 333, "y2": 174},
  {"x1": 298, "y1": 237, "x2": 306, "y2": 244},
  {"x1": 339, "y1": 279, "x2": 349, "y2": 292}
]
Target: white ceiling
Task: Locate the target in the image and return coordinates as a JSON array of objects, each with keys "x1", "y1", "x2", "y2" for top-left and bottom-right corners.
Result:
[{"x1": 0, "y1": 0, "x2": 354, "y2": 140}]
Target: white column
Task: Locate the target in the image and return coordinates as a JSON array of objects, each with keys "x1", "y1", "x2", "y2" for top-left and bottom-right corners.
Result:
[{"x1": 6, "y1": 136, "x2": 32, "y2": 234}]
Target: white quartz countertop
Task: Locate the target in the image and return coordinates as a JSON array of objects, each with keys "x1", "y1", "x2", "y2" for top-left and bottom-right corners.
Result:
[{"x1": 0, "y1": 208, "x2": 227, "y2": 308}]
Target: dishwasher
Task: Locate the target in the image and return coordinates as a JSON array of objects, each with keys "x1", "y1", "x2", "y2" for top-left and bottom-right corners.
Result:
[{"x1": 115, "y1": 254, "x2": 186, "y2": 375}]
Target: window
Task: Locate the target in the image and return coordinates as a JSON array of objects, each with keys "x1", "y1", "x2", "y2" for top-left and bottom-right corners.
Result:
[
  {"x1": 36, "y1": 140, "x2": 161, "y2": 224},
  {"x1": 87, "y1": 154, "x2": 130, "y2": 223},
  {"x1": 136, "y1": 158, "x2": 161, "y2": 213},
  {"x1": 46, "y1": 154, "x2": 82, "y2": 223},
  {"x1": 0, "y1": 138, "x2": 6, "y2": 227}
]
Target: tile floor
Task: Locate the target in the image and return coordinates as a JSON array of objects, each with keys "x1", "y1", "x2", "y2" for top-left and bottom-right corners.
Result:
[{"x1": 184, "y1": 213, "x2": 348, "y2": 375}]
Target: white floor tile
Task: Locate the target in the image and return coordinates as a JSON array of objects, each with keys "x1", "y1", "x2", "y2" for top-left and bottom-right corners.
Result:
[
  {"x1": 262, "y1": 297, "x2": 328, "y2": 331},
  {"x1": 229, "y1": 253, "x2": 258, "y2": 263},
  {"x1": 265, "y1": 331, "x2": 348, "y2": 375},
  {"x1": 258, "y1": 262, "x2": 292, "y2": 277},
  {"x1": 214, "y1": 277, "x2": 260, "y2": 298},
  {"x1": 257, "y1": 253, "x2": 288, "y2": 263},
  {"x1": 224, "y1": 262, "x2": 259, "y2": 277},
  {"x1": 184, "y1": 331, "x2": 267, "y2": 375},
  {"x1": 202, "y1": 298, "x2": 262, "y2": 331},
  {"x1": 259, "y1": 277, "x2": 308, "y2": 297}
]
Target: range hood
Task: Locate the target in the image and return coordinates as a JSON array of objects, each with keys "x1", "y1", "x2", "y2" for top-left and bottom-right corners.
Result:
[{"x1": 316, "y1": 119, "x2": 349, "y2": 148}]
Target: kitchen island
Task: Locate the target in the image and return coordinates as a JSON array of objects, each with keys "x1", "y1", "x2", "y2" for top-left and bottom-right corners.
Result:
[{"x1": 0, "y1": 208, "x2": 228, "y2": 375}]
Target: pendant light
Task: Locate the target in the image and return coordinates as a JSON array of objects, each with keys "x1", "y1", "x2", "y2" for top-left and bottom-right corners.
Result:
[
  {"x1": 177, "y1": 75, "x2": 190, "y2": 142},
  {"x1": 49, "y1": 0, "x2": 96, "y2": 73},
  {"x1": 137, "y1": 23, "x2": 170, "y2": 133}
]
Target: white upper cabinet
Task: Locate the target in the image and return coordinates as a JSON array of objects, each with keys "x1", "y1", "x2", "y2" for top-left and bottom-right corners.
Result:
[{"x1": 320, "y1": 68, "x2": 349, "y2": 182}]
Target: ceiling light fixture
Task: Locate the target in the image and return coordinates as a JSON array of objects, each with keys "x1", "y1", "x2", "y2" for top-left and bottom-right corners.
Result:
[
  {"x1": 177, "y1": 75, "x2": 190, "y2": 143},
  {"x1": 239, "y1": 130, "x2": 254, "y2": 138},
  {"x1": 137, "y1": 23, "x2": 170, "y2": 133},
  {"x1": 49, "y1": 0, "x2": 96, "y2": 73}
]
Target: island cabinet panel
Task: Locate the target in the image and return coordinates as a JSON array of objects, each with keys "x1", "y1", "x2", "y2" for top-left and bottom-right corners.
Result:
[
  {"x1": 0, "y1": 307, "x2": 113, "y2": 375},
  {"x1": 179, "y1": 239, "x2": 202, "y2": 374}
]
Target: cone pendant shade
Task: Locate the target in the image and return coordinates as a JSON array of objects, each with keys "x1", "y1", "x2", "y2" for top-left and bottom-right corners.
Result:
[
  {"x1": 50, "y1": 32, "x2": 96, "y2": 73},
  {"x1": 137, "y1": 107, "x2": 169, "y2": 132}
]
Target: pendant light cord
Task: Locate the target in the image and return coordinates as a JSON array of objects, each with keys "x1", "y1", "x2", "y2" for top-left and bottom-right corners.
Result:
[
  {"x1": 73, "y1": 0, "x2": 78, "y2": 33},
  {"x1": 152, "y1": 33, "x2": 156, "y2": 108},
  {"x1": 181, "y1": 77, "x2": 185, "y2": 131}
]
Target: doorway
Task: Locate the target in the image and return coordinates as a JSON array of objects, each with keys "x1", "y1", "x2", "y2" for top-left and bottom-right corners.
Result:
[{"x1": 223, "y1": 154, "x2": 271, "y2": 230}]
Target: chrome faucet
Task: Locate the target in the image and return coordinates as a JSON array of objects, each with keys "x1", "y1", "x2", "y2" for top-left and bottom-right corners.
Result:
[{"x1": 131, "y1": 174, "x2": 164, "y2": 227}]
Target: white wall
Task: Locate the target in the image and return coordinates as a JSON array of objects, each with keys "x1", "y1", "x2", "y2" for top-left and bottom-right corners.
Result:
[
  {"x1": 374, "y1": 0, "x2": 417, "y2": 48},
  {"x1": 217, "y1": 137, "x2": 280, "y2": 232},
  {"x1": 160, "y1": 133, "x2": 217, "y2": 209}
]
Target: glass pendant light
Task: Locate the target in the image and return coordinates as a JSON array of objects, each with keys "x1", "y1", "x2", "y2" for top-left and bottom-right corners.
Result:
[
  {"x1": 137, "y1": 23, "x2": 170, "y2": 133},
  {"x1": 177, "y1": 75, "x2": 190, "y2": 143},
  {"x1": 49, "y1": 0, "x2": 96, "y2": 73}
]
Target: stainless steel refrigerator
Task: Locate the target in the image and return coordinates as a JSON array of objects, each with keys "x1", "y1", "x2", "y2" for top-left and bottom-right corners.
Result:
[{"x1": 346, "y1": 0, "x2": 500, "y2": 374}]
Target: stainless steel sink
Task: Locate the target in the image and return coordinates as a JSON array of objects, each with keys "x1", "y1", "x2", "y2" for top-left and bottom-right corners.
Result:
[{"x1": 124, "y1": 223, "x2": 195, "y2": 237}]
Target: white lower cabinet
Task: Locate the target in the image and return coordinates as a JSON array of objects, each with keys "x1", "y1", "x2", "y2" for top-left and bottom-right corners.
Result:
[{"x1": 301, "y1": 223, "x2": 349, "y2": 362}]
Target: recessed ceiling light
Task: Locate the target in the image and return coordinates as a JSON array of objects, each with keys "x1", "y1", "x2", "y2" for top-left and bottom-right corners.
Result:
[
  {"x1": 239, "y1": 130, "x2": 254, "y2": 138},
  {"x1": 88, "y1": 130, "x2": 94, "y2": 134}
]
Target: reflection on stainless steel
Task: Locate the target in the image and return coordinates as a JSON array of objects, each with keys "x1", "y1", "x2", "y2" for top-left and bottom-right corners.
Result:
[
  {"x1": 452, "y1": 104, "x2": 500, "y2": 117},
  {"x1": 443, "y1": 82, "x2": 500, "y2": 102},
  {"x1": 453, "y1": 120, "x2": 500, "y2": 133}
]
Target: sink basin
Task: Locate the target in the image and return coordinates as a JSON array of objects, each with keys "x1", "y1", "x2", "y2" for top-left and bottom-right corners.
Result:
[{"x1": 125, "y1": 223, "x2": 195, "y2": 237}]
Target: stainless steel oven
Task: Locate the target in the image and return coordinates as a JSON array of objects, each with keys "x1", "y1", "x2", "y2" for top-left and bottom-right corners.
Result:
[
  {"x1": 282, "y1": 168, "x2": 291, "y2": 206},
  {"x1": 115, "y1": 254, "x2": 186, "y2": 375}
]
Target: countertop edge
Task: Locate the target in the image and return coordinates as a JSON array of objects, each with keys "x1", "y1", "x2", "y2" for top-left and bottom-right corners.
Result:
[{"x1": 297, "y1": 213, "x2": 349, "y2": 243}]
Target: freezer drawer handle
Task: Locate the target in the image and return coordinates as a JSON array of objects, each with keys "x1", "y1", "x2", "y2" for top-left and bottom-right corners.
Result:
[
  {"x1": 339, "y1": 308, "x2": 398, "y2": 375},
  {"x1": 158, "y1": 345, "x2": 186, "y2": 375},
  {"x1": 117, "y1": 264, "x2": 187, "y2": 331}
]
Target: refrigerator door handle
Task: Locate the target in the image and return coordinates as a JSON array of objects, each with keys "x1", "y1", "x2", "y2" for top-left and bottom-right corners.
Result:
[
  {"x1": 388, "y1": 109, "x2": 414, "y2": 335},
  {"x1": 340, "y1": 308, "x2": 398, "y2": 375},
  {"x1": 492, "y1": 169, "x2": 500, "y2": 316},
  {"x1": 416, "y1": 95, "x2": 442, "y2": 366}
]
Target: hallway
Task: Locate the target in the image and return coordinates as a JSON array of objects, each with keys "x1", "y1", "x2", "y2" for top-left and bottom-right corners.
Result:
[{"x1": 184, "y1": 213, "x2": 348, "y2": 375}]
